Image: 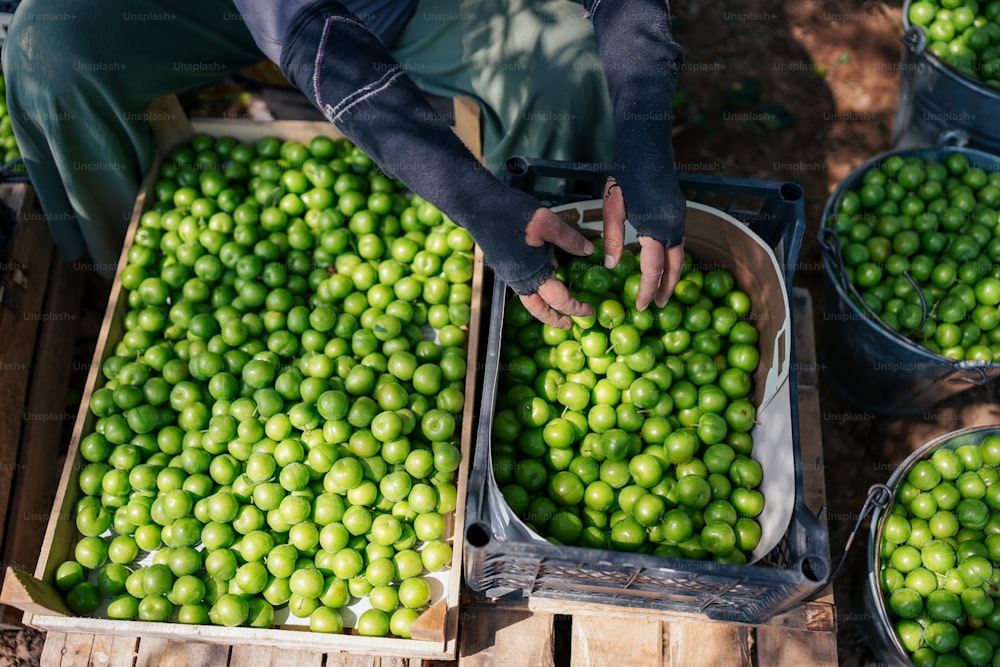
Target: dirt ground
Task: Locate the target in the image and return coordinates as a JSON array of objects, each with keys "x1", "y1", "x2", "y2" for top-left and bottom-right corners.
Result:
[{"x1": 5, "y1": 1, "x2": 1000, "y2": 665}]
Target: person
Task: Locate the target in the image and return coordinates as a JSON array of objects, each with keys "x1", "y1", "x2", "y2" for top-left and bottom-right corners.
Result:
[{"x1": 3, "y1": 0, "x2": 685, "y2": 328}]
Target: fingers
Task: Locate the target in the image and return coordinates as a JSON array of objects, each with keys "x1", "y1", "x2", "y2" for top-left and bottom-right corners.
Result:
[
  {"x1": 661, "y1": 242, "x2": 686, "y2": 307},
  {"x1": 520, "y1": 277, "x2": 595, "y2": 330},
  {"x1": 538, "y1": 279, "x2": 593, "y2": 317},
  {"x1": 602, "y1": 178, "x2": 626, "y2": 269},
  {"x1": 636, "y1": 237, "x2": 686, "y2": 311},
  {"x1": 520, "y1": 208, "x2": 596, "y2": 329},
  {"x1": 636, "y1": 237, "x2": 665, "y2": 312},
  {"x1": 525, "y1": 208, "x2": 593, "y2": 257}
]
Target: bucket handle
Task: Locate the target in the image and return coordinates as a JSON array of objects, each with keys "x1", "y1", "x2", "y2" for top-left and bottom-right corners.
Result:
[
  {"x1": 849, "y1": 268, "x2": 929, "y2": 340},
  {"x1": 903, "y1": 25, "x2": 927, "y2": 55},
  {"x1": 816, "y1": 225, "x2": 839, "y2": 259},
  {"x1": 817, "y1": 225, "x2": 850, "y2": 293},
  {"x1": 818, "y1": 223, "x2": 930, "y2": 339},
  {"x1": 817, "y1": 483, "x2": 893, "y2": 590},
  {"x1": 954, "y1": 365, "x2": 991, "y2": 385},
  {"x1": 937, "y1": 129, "x2": 970, "y2": 148}
]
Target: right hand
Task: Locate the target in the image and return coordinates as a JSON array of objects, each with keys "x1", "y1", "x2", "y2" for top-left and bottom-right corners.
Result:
[
  {"x1": 601, "y1": 177, "x2": 685, "y2": 311},
  {"x1": 518, "y1": 208, "x2": 596, "y2": 329}
]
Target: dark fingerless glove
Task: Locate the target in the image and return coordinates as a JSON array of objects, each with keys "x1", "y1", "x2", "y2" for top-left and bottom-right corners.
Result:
[{"x1": 588, "y1": 0, "x2": 686, "y2": 247}]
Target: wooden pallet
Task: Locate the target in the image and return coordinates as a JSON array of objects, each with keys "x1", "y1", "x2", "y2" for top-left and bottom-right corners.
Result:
[
  {"x1": 36, "y1": 287, "x2": 837, "y2": 667},
  {"x1": 0, "y1": 183, "x2": 88, "y2": 628}
]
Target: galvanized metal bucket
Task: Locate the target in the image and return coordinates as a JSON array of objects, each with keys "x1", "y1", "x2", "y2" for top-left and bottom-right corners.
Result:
[{"x1": 893, "y1": 0, "x2": 1000, "y2": 152}]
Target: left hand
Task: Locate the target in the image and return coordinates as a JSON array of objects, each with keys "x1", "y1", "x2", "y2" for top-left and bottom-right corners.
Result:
[
  {"x1": 601, "y1": 177, "x2": 685, "y2": 311},
  {"x1": 518, "y1": 207, "x2": 596, "y2": 329}
]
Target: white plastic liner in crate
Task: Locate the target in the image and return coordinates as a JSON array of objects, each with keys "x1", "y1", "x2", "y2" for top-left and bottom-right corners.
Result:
[{"x1": 482, "y1": 198, "x2": 795, "y2": 563}]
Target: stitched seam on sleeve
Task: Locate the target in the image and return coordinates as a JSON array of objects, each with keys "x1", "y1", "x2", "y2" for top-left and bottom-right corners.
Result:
[
  {"x1": 312, "y1": 16, "x2": 335, "y2": 116},
  {"x1": 311, "y1": 15, "x2": 404, "y2": 124},
  {"x1": 329, "y1": 67, "x2": 404, "y2": 122}
]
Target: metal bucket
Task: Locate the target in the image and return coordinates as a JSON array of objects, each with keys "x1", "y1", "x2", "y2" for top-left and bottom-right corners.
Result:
[
  {"x1": 818, "y1": 146, "x2": 1000, "y2": 417},
  {"x1": 865, "y1": 425, "x2": 1000, "y2": 665},
  {"x1": 893, "y1": 0, "x2": 1000, "y2": 152}
]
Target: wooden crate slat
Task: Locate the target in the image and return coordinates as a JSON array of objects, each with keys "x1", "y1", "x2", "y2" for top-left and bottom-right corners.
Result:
[
  {"x1": 189, "y1": 117, "x2": 344, "y2": 144},
  {"x1": 451, "y1": 96, "x2": 482, "y2": 164},
  {"x1": 0, "y1": 184, "x2": 53, "y2": 561},
  {"x1": 2, "y1": 254, "x2": 87, "y2": 626},
  {"x1": 570, "y1": 616, "x2": 662, "y2": 667},
  {"x1": 145, "y1": 96, "x2": 194, "y2": 156}
]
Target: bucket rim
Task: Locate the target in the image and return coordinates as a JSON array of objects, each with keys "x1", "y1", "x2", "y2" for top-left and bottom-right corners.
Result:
[
  {"x1": 819, "y1": 144, "x2": 1000, "y2": 371},
  {"x1": 876, "y1": 424, "x2": 1000, "y2": 494},
  {"x1": 865, "y1": 424, "x2": 1000, "y2": 663},
  {"x1": 901, "y1": 0, "x2": 1000, "y2": 101}
]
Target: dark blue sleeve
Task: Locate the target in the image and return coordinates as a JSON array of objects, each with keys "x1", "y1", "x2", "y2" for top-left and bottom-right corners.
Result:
[
  {"x1": 588, "y1": 0, "x2": 686, "y2": 248},
  {"x1": 236, "y1": 0, "x2": 555, "y2": 296}
]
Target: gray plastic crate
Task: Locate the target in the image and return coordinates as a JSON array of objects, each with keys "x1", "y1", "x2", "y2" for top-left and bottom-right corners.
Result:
[
  {"x1": 462, "y1": 158, "x2": 829, "y2": 624},
  {"x1": 0, "y1": 1, "x2": 18, "y2": 49}
]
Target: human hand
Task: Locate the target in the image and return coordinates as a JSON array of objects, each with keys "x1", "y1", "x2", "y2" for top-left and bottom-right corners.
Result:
[
  {"x1": 518, "y1": 208, "x2": 596, "y2": 329},
  {"x1": 601, "y1": 177, "x2": 685, "y2": 311}
]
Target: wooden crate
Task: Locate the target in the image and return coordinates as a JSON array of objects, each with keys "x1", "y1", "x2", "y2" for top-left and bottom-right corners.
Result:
[
  {"x1": 32, "y1": 287, "x2": 838, "y2": 667},
  {"x1": 0, "y1": 183, "x2": 88, "y2": 628},
  {"x1": 1, "y1": 96, "x2": 488, "y2": 659}
]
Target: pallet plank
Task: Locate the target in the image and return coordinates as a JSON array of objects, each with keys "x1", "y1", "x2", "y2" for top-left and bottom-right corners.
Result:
[
  {"x1": 571, "y1": 616, "x2": 662, "y2": 667},
  {"x1": 39, "y1": 631, "x2": 94, "y2": 667},
  {"x1": 755, "y1": 626, "x2": 838, "y2": 667},
  {"x1": 231, "y1": 645, "x2": 324, "y2": 667},
  {"x1": 87, "y1": 634, "x2": 139, "y2": 667},
  {"x1": 457, "y1": 606, "x2": 554, "y2": 667},
  {"x1": 666, "y1": 622, "x2": 752, "y2": 667},
  {"x1": 325, "y1": 654, "x2": 412, "y2": 667},
  {"x1": 134, "y1": 638, "x2": 230, "y2": 667},
  {"x1": 526, "y1": 596, "x2": 835, "y2": 634},
  {"x1": 761, "y1": 600, "x2": 836, "y2": 633}
]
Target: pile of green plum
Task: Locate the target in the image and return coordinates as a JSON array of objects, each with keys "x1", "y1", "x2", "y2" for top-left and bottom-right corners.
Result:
[
  {"x1": 54, "y1": 132, "x2": 473, "y2": 638},
  {"x1": 830, "y1": 151, "x2": 1000, "y2": 362},
  {"x1": 908, "y1": 0, "x2": 1000, "y2": 86},
  {"x1": 878, "y1": 435, "x2": 1000, "y2": 666},
  {"x1": 492, "y1": 246, "x2": 767, "y2": 564}
]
